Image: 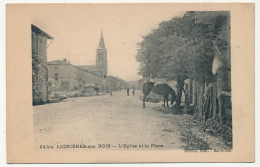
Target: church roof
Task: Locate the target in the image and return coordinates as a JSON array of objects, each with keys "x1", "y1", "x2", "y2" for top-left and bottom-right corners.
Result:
[
  {"x1": 47, "y1": 59, "x2": 70, "y2": 65},
  {"x1": 73, "y1": 66, "x2": 103, "y2": 78},
  {"x1": 98, "y1": 31, "x2": 106, "y2": 49},
  {"x1": 76, "y1": 65, "x2": 101, "y2": 72}
]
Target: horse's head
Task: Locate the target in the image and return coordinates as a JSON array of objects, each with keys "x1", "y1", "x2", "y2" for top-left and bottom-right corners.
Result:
[{"x1": 170, "y1": 91, "x2": 176, "y2": 105}]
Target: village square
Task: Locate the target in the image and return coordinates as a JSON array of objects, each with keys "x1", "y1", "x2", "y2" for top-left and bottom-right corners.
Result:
[{"x1": 32, "y1": 10, "x2": 232, "y2": 151}]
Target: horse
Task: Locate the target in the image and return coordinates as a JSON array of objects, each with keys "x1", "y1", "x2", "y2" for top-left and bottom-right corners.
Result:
[{"x1": 143, "y1": 82, "x2": 176, "y2": 108}]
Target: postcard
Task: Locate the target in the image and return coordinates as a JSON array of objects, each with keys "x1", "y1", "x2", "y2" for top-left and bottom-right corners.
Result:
[{"x1": 6, "y1": 3, "x2": 254, "y2": 163}]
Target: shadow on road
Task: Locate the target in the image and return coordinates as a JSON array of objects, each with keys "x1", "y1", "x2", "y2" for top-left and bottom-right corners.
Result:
[{"x1": 153, "y1": 105, "x2": 186, "y2": 115}]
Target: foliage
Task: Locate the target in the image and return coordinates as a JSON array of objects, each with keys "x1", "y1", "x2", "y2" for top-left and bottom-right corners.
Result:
[
  {"x1": 136, "y1": 12, "x2": 230, "y2": 109},
  {"x1": 203, "y1": 116, "x2": 232, "y2": 148},
  {"x1": 181, "y1": 124, "x2": 210, "y2": 150}
]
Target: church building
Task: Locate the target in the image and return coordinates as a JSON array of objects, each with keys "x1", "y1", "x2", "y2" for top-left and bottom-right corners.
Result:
[
  {"x1": 76, "y1": 31, "x2": 107, "y2": 78},
  {"x1": 47, "y1": 31, "x2": 127, "y2": 92},
  {"x1": 96, "y1": 31, "x2": 107, "y2": 77}
]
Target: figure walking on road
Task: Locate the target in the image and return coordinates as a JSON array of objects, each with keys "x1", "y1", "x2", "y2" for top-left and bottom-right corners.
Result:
[
  {"x1": 132, "y1": 89, "x2": 135, "y2": 96},
  {"x1": 127, "y1": 88, "x2": 129, "y2": 96},
  {"x1": 110, "y1": 86, "x2": 113, "y2": 96}
]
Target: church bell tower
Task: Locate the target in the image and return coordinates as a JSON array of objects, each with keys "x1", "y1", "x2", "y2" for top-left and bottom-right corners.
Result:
[{"x1": 96, "y1": 31, "x2": 107, "y2": 77}]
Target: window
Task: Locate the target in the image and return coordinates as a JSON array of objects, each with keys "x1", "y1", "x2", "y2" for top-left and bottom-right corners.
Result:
[
  {"x1": 54, "y1": 74, "x2": 59, "y2": 81},
  {"x1": 99, "y1": 52, "x2": 102, "y2": 60},
  {"x1": 32, "y1": 72, "x2": 38, "y2": 91},
  {"x1": 32, "y1": 33, "x2": 38, "y2": 54}
]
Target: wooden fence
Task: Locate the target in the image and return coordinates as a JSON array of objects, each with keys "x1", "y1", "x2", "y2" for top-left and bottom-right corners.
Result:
[
  {"x1": 184, "y1": 79, "x2": 232, "y2": 144},
  {"x1": 185, "y1": 79, "x2": 232, "y2": 125}
]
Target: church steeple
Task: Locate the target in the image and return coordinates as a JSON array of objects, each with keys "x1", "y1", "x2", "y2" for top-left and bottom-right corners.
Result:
[
  {"x1": 96, "y1": 31, "x2": 107, "y2": 77},
  {"x1": 98, "y1": 31, "x2": 106, "y2": 49}
]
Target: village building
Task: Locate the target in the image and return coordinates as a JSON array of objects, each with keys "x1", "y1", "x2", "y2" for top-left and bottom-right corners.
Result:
[
  {"x1": 106, "y1": 76, "x2": 127, "y2": 91},
  {"x1": 47, "y1": 31, "x2": 127, "y2": 92},
  {"x1": 76, "y1": 31, "x2": 107, "y2": 78},
  {"x1": 32, "y1": 24, "x2": 53, "y2": 105},
  {"x1": 74, "y1": 65, "x2": 103, "y2": 89},
  {"x1": 47, "y1": 59, "x2": 78, "y2": 91}
]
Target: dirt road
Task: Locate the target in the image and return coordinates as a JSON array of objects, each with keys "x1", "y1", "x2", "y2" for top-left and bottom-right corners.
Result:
[{"x1": 33, "y1": 90, "x2": 227, "y2": 150}]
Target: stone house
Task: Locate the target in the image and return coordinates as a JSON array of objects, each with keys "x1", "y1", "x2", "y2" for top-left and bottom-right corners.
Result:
[
  {"x1": 32, "y1": 24, "x2": 53, "y2": 105},
  {"x1": 74, "y1": 65, "x2": 103, "y2": 90},
  {"x1": 47, "y1": 59, "x2": 78, "y2": 91},
  {"x1": 47, "y1": 31, "x2": 127, "y2": 92}
]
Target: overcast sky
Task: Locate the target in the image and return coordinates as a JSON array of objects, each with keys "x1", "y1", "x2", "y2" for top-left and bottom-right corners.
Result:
[{"x1": 31, "y1": 4, "x2": 185, "y2": 81}]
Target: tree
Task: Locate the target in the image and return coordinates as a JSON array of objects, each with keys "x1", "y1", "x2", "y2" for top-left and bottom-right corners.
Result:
[{"x1": 136, "y1": 12, "x2": 229, "y2": 111}]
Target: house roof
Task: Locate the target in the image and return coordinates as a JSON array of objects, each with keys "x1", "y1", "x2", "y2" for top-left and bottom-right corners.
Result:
[
  {"x1": 31, "y1": 24, "x2": 53, "y2": 39},
  {"x1": 47, "y1": 60, "x2": 70, "y2": 65},
  {"x1": 73, "y1": 65, "x2": 102, "y2": 78},
  {"x1": 76, "y1": 65, "x2": 101, "y2": 72}
]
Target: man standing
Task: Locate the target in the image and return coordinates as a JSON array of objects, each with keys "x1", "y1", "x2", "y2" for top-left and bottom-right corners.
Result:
[
  {"x1": 127, "y1": 88, "x2": 129, "y2": 96},
  {"x1": 110, "y1": 86, "x2": 113, "y2": 96}
]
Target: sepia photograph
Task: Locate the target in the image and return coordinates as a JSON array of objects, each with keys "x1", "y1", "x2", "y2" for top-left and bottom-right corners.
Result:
[
  {"x1": 32, "y1": 9, "x2": 232, "y2": 151},
  {"x1": 6, "y1": 3, "x2": 254, "y2": 163}
]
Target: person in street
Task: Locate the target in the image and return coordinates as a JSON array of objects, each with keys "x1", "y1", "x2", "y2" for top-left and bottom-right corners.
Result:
[
  {"x1": 110, "y1": 87, "x2": 113, "y2": 96},
  {"x1": 132, "y1": 88, "x2": 135, "y2": 96},
  {"x1": 127, "y1": 88, "x2": 129, "y2": 96},
  {"x1": 102, "y1": 85, "x2": 105, "y2": 95},
  {"x1": 94, "y1": 87, "x2": 99, "y2": 96}
]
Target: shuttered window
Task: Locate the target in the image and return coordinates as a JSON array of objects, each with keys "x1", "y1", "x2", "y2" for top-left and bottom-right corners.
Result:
[{"x1": 32, "y1": 33, "x2": 38, "y2": 54}]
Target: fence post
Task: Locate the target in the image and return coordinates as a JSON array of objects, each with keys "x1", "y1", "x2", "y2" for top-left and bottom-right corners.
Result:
[
  {"x1": 217, "y1": 78, "x2": 224, "y2": 124},
  {"x1": 212, "y1": 83, "x2": 217, "y2": 119}
]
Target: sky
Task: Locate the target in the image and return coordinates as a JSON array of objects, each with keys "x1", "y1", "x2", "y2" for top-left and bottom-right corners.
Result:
[{"x1": 31, "y1": 4, "x2": 185, "y2": 81}]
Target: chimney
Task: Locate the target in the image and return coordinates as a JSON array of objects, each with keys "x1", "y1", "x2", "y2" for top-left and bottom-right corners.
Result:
[{"x1": 63, "y1": 58, "x2": 67, "y2": 63}]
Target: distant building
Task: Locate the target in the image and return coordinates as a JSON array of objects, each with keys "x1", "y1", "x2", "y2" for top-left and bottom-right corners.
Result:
[
  {"x1": 75, "y1": 31, "x2": 125, "y2": 90},
  {"x1": 75, "y1": 31, "x2": 107, "y2": 78},
  {"x1": 48, "y1": 58, "x2": 105, "y2": 91},
  {"x1": 96, "y1": 31, "x2": 107, "y2": 77},
  {"x1": 106, "y1": 76, "x2": 128, "y2": 91},
  {"x1": 47, "y1": 59, "x2": 127, "y2": 92},
  {"x1": 32, "y1": 24, "x2": 53, "y2": 105},
  {"x1": 74, "y1": 65, "x2": 103, "y2": 89},
  {"x1": 47, "y1": 59, "x2": 78, "y2": 91},
  {"x1": 47, "y1": 31, "x2": 126, "y2": 92},
  {"x1": 76, "y1": 65, "x2": 101, "y2": 76}
]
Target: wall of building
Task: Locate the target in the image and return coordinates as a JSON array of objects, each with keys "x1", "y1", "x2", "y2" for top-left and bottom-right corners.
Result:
[
  {"x1": 96, "y1": 49, "x2": 107, "y2": 77},
  {"x1": 76, "y1": 67, "x2": 103, "y2": 89},
  {"x1": 105, "y1": 76, "x2": 128, "y2": 91},
  {"x1": 32, "y1": 62, "x2": 48, "y2": 103},
  {"x1": 48, "y1": 64, "x2": 78, "y2": 91},
  {"x1": 47, "y1": 61, "x2": 127, "y2": 92},
  {"x1": 32, "y1": 31, "x2": 49, "y2": 104}
]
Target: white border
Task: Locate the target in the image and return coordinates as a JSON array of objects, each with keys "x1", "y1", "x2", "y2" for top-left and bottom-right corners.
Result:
[{"x1": 0, "y1": 0, "x2": 258, "y2": 167}]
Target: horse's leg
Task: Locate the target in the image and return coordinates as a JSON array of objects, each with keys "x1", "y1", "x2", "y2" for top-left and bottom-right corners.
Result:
[{"x1": 166, "y1": 96, "x2": 169, "y2": 108}]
